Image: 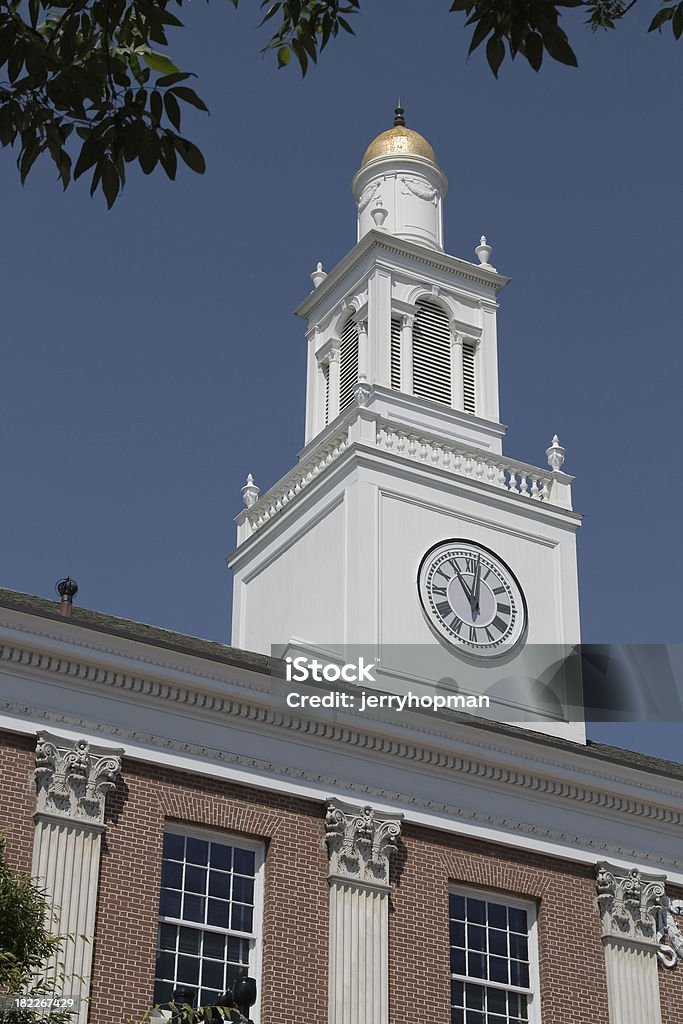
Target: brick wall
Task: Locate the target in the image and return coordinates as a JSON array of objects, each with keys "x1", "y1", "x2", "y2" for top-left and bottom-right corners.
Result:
[
  {"x1": 87, "y1": 758, "x2": 330, "y2": 1024},
  {"x1": 389, "y1": 823, "x2": 610, "y2": 1024},
  {"x1": 1, "y1": 727, "x2": 682, "y2": 1024},
  {"x1": 0, "y1": 731, "x2": 36, "y2": 874}
]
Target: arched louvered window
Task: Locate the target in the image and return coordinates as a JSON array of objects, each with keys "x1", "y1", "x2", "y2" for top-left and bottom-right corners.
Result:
[
  {"x1": 390, "y1": 317, "x2": 402, "y2": 390},
  {"x1": 462, "y1": 339, "x2": 476, "y2": 414},
  {"x1": 412, "y1": 299, "x2": 451, "y2": 406},
  {"x1": 339, "y1": 317, "x2": 359, "y2": 412}
]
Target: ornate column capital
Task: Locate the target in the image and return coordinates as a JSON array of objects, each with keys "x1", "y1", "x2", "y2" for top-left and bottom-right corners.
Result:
[
  {"x1": 401, "y1": 313, "x2": 415, "y2": 330},
  {"x1": 325, "y1": 799, "x2": 402, "y2": 890},
  {"x1": 596, "y1": 862, "x2": 666, "y2": 951},
  {"x1": 35, "y1": 731, "x2": 123, "y2": 826}
]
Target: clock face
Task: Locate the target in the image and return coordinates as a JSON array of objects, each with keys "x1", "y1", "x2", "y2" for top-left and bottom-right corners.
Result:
[{"x1": 417, "y1": 540, "x2": 527, "y2": 658}]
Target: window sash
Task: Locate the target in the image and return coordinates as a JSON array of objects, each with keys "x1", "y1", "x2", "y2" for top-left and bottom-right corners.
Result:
[
  {"x1": 155, "y1": 828, "x2": 263, "y2": 1020},
  {"x1": 449, "y1": 887, "x2": 540, "y2": 1024}
]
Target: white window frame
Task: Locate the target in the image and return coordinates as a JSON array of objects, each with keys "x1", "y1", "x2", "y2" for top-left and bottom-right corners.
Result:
[
  {"x1": 449, "y1": 885, "x2": 541, "y2": 1024},
  {"x1": 153, "y1": 824, "x2": 264, "y2": 1022}
]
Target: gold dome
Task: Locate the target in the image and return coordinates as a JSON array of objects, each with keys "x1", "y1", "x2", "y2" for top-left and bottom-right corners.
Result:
[{"x1": 361, "y1": 108, "x2": 438, "y2": 168}]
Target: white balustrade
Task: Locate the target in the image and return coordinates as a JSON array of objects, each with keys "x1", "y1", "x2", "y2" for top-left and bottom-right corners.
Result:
[
  {"x1": 245, "y1": 411, "x2": 566, "y2": 536},
  {"x1": 375, "y1": 420, "x2": 556, "y2": 503}
]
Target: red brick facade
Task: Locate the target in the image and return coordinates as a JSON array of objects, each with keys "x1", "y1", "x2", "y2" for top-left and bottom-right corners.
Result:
[{"x1": 1, "y1": 727, "x2": 682, "y2": 1024}]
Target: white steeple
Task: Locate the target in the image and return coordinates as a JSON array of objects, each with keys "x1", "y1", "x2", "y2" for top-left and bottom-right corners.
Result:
[
  {"x1": 297, "y1": 108, "x2": 508, "y2": 455},
  {"x1": 230, "y1": 112, "x2": 583, "y2": 744}
]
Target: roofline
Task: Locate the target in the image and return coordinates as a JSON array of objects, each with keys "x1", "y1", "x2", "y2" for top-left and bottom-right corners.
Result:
[{"x1": 0, "y1": 587, "x2": 680, "y2": 781}]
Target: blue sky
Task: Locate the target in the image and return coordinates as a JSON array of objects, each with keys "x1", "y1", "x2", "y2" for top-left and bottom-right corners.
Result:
[{"x1": 2, "y1": 2, "x2": 681, "y2": 758}]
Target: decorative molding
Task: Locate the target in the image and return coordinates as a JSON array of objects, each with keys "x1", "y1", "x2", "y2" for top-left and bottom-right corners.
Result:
[
  {"x1": 0, "y1": 630, "x2": 681, "y2": 823},
  {"x1": 34, "y1": 731, "x2": 123, "y2": 825},
  {"x1": 325, "y1": 800, "x2": 402, "y2": 889},
  {"x1": 2, "y1": 698, "x2": 680, "y2": 875},
  {"x1": 399, "y1": 176, "x2": 437, "y2": 203},
  {"x1": 297, "y1": 234, "x2": 508, "y2": 321},
  {"x1": 596, "y1": 862, "x2": 665, "y2": 950},
  {"x1": 358, "y1": 181, "x2": 382, "y2": 213}
]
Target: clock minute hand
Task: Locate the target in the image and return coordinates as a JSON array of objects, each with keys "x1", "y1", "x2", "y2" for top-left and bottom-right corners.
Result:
[
  {"x1": 452, "y1": 562, "x2": 476, "y2": 611},
  {"x1": 472, "y1": 554, "x2": 481, "y2": 617}
]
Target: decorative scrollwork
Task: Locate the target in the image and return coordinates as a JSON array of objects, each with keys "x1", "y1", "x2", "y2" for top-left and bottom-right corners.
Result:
[
  {"x1": 325, "y1": 800, "x2": 402, "y2": 888},
  {"x1": 596, "y1": 862, "x2": 667, "y2": 950},
  {"x1": 34, "y1": 731, "x2": 123, "y2": 824},
  {"x1": 358, "y1": 181, "x2": 382, "y2": 213},
  {"x1": 658, "y1": 898, "x2": 683, "y2": 968},
  {"x1": 399, "y1": 176, "x2": 437, "y2": 203}
]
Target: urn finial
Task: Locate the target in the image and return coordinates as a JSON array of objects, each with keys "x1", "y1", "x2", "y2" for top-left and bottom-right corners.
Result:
[
  {"x1": 311, "y1": 261, "x2": 327, "y2": 289},
  {"x1": 475, "y1": 234, "x2": 494, "y2": 268},
  {"x1": 242, "y1": 473, "x2": 260, "y2": 508},
  {"x1": 370, "y1": 197, "x2": 389, "y2": 228},
  {"x1": 546, "y1": 435, "x2": 566, "y2": 472}
]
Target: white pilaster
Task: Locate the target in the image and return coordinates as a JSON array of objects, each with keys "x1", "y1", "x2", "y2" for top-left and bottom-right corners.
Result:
[
  {"x1": 325, "y1": 801, "x2": 403, "y2": 1024},
  {"x1": 596, "y1": 862, "x2": 666, "y2": 1024},
  {"x1": 328, "y1": 345, "x2": 341, "y2": 423},
  {"x1": 357, "y1": 319, "x2": 369, "y2": 382},
  {"x1": 400, "y1": 313, "x2": 414, "y2": 394},
  {"x1": 368, "y1": 268, "x2": 392, "y2": 387},
  {"x1": 450, "y1": 327, "x2": 464, "y2": 412},
  {"x1": 32, "y1": 732, "x2": 123, "y2": 1024}
]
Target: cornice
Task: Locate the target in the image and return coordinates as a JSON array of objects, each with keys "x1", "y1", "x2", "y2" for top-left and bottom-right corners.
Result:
[
  {"x1": 1, "y1": 696, "x2": 679, "y2": 874},
  {"x1": 295, "y1": 231, "x2": 509, "y2": 321},
  {"x1": 0, "y1": 626, "x2": 681, "y2": 830}
]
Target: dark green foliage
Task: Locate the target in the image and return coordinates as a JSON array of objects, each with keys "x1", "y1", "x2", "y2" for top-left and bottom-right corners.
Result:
[
  {"x1": 0, "y1": 1, "x2": 678, "y2": 205},
  {"x1": 0, "y1": 835, "x2": 75, "y2": 1024}
]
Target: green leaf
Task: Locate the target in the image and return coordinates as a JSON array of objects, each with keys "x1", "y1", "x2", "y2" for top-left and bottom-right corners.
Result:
[
  {"x1": 102, "y1": 161, "x2": 120, "y2": 209},
  {"x1": 541, "y1": 28, "x2": 578, "y2": 67},
  {"x1": 142, "y1": 50, "x2": 179, "y2": 75},
  {"x1": 486, "y1": 34, "x2": 505, "y2": 76},
  {"x1": 159, "y1": 134, "x2": 177, "y2": 179},
  {"x1": 277, "y1": 45, "x2": 290, "y2": 67},
  {"x1": 648, "y1": 6, "x2": 674, "y2": 32},
  {"x1": 170, "y1": 86, "x2": 208, "y2": 112},
  {"x1": 173, "y1": 137, "x2": 206, "y2": 174},
  {"x1": 468, "y1": 13, "x2": 496, "y2": 54},
  {"x1": 164, "y1": 91, "x2": 181, "y2": 130},
  {"x1": 150, "y1": 90, "x2": 163, "y2": 123},
  {"x1": 19, "y1": 140, "x2": 41, "y2": 184},
  {"x1": 74, "y1": 136, "x2": 101, "y2": 179},
  {"x1": 673, "y1": 3, "x2": 683, "y2": 38},
  {"x1": 525, "y1": 31, "x2": 544, "y2": 71},
  {"x1": 156, "y1": 72, "x2": 192, "y2": 87}
]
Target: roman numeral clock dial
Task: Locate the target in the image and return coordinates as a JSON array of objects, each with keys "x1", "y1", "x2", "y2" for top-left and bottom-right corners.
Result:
[{"x1": 417, "y1": 541, "x2": 527, "y2": 657}]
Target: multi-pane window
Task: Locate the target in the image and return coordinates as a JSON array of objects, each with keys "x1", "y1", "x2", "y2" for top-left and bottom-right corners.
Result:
[
  {"x1": 154, "y1": 831, "x2": 261, "y2": 1010},
  {"x1": 449, "y1": 890, "x2": 537, "y2": 1024}
]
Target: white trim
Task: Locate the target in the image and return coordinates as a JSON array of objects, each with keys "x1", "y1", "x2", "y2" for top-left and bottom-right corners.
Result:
[{"x1": 449, "y1": 885, "x2": 541, "y2": 1024}]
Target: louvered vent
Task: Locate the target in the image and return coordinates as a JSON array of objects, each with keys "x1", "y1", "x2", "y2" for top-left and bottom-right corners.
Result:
[
  {"x1": 462, "y1": 340, "x2": 476, "y2": 413},
  {"x1": 412, "y1": 299, "x2": 451, "y2": 406},
  {"x1": 323, "y1": 361, "x2": 330, "y2": 426},
  {"x1": 390, "y1": 318, "x2": 402, "y2": 390},
  {"x1": 339, "y1": 317, "x2": 359, "y2": 412}
]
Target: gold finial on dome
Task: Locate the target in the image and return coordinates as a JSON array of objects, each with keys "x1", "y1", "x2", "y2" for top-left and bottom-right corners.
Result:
[{"x1": 360, "y1": 107, "x2": 438, "y2": 168}]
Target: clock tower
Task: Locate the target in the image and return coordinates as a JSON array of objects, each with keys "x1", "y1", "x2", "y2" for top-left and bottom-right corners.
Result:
[{"x1": 229, "y1": 110, "x2": 583, "y2": 741}]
